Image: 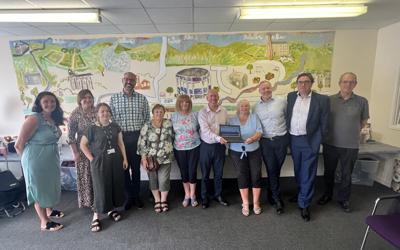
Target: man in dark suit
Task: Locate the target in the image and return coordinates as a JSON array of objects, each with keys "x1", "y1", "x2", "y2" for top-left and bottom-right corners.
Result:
[{"x1": 286, "y1": 72, "x2": 329, "y2": 221}]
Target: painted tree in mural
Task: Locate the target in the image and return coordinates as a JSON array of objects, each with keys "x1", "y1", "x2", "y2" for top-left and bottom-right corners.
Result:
[
  {"x1": 166, "y1": 86, "x2": 174, "y2": 97},
  {"x1": 246, "y1": 64, "x2": 253, "y2": 74}
]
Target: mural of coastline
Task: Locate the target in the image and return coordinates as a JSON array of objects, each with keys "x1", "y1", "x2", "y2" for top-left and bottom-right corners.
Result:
[{"x1": 9, "y1": 31, "x2": 334, "y2": 115}]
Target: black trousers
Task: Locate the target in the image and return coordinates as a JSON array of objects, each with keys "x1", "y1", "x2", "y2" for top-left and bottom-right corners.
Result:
[
  {"x1": 199, "y1": 141, "x2": 226, "y2": 199},
  {"x1": 322, "y1": 144, "x2": 359, "y2": 202},
  {"x1": 259, "y1": 134, "x2": 289, "y2": 202},
  {"x1": 174, "y1": 146, "x2": 200, "y2": 183},
  {"x1": 229, "y1": 149, "x2": 262, "y2": 189},
  {"x1": 122, "y1": 131, "x2": 141, "y2": 201}
]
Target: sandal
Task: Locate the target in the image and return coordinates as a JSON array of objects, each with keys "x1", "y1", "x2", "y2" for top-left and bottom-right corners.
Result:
[
  {"x1": 41, "y1": 221, "x2": 63, "y2": 231},
  {"x1": 190, "y1": 197, "x2": 199, "y2": 207},
  {"x1": 161, "y1": 201, "x2": 169, "y2": 212},
  {"x1": 253, "y1": 205, "x2": 262, "y2": 215},
  {"x1": 49, "y1": 209, "x2": 65, "y2": 218},
  {"x1": 90, "y1": 219, "x2": 101, "y2": 232},
  {"x1": 108, "y1": 211, "x2": 122, "y2": 222},
  {"x1": 242, "y1": 204, "x2": 250, "y2": 217},
  {"x1": 154, "y1": 202, "x2": 162, "y2": 213},
  {"x1": 182, "y1": 197, "x2": 190, "y2": 207}
]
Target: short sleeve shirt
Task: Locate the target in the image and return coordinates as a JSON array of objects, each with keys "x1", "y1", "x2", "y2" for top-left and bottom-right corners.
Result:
[
  {"x1": 171, "y1": 112, "x2": 201, "y2": 150},
  {"x1": 326, "y1": 92, "x2": 369, "y2": 149},
  {"x1": 227, "y1": 114, "x2": 263, "y2": 152}
]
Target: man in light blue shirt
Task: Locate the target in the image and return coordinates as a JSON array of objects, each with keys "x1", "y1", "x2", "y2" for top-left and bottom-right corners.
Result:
[{"x1": 253, "y1": 81, "x2": 289, "y2": 215}]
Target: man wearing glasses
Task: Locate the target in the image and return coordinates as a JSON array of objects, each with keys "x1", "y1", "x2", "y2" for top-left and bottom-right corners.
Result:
[
  {"x1": 286, "y1": 72, "x2": 330, "y2": 221},
  {"x1": 110, "y1": 72, "x2": 150, "y2": 210},
  {"x1": 318, "y1": 72, "x2": 369, "y2": 213}
]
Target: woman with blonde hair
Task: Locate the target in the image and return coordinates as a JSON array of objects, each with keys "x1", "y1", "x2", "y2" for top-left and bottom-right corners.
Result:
[
  {"x1": 228, "y1": 99, "x2": 263, "y2": 216},
  {"x1": 171, "y1": 95, "x2": 201, "y2": 207}
]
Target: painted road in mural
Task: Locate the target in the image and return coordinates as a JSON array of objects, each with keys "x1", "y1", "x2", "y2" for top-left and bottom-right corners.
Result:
[{"x1": 9, "y1": 32, "x2": 334, "y2": 115}]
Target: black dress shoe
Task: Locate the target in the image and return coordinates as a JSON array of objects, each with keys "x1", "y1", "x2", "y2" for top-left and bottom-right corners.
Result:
[
  {"x1": 214, "y1": 196, "x2": 229, "y2": 206},
  {"x1": 202, "y1": 198, "x2": 209, "y2": 209},
  {"x1": 301, "y1": 207, "x2": 310, "y2": 222},
  {"x1": 275, "y1": 201, "x2": 284, "y2": 215},
  {"x1": 339, "y1": 201, "x2": 351, "y2": 213},
  {"x1": 317, "y1": 195, "x2": 332, "y2": 206},
  {"x1": 288, "y1": 195, "x2": 298, "y2": 203},
  {"x1": 134, "y1": 198, "x2": 144, "y2": 209}
]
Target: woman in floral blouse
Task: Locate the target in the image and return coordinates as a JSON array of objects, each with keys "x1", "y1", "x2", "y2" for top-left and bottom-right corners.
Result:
[
  {"x1": 138, "y1": 104, "x2": 174, "y2": 213},
  {"x1": 171, "y1": 95, "x2": 201, "y2": 207}
]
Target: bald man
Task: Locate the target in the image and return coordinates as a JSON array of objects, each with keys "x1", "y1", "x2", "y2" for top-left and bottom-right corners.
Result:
[
  {"x1": 110, "y1": 72, "x2": 150, "y2": 210},
  {"x1": 318, "y1": 72, "x2": 369, "y2": 212},
  {"x1": 198, "y1": 89, "x2": 229, "y2": 208},
  {"x1": 253, "y1": 81, "x2": 289, "y2": 214}
]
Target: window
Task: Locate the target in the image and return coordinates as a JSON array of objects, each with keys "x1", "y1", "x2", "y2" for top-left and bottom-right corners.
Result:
[{"x1": 390, "y1": 68, "x2": 400, "y2": 130}]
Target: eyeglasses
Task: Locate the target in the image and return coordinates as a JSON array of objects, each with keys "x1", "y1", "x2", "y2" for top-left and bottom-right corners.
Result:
[
  {"x1": 297, "y1": 80, "x2": 311, "y2": 84},
  {"x1": 123, "y1": 78, "x2": 136, "y2": 82}
]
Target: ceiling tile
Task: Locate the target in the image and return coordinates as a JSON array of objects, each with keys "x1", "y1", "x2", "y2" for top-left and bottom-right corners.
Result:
[
  {"x1": 194, "y1": 7, "x2": 239, "y2": 23},
  {"x1": 147, "y1": 8, "x2": 192, "y2": 24},
  {"x1": 141, "y1": 0, "x2": 192, "y2": 8},
  {"x1": 156, "y1": 23, "x2": 193, "y2": 33},
  {"x1": 0, "y1": 23, "x2": 32, "y2": 28},
  {"x1": 230, "y1": 20, "x2": 270, "y2": 31},
  {"x1": 0, "y1": 0, "x2": 35, "y2": 9},
  {"x1": 85, "y1": 0, "x2": 142, "y2": 8},
  {"x1": 102, "y1": 8, "x2": 152, "y2": 25},
  {"x1": 0, "y1": 29, "x2": 14, "y2": 36},
  {"x1": 267, "y1": 21, "x2": 311, "y2": 30},
  {"x1": 116, "y1": 24, "x2": 158, "y2": 33},
  {"x1": 74, "y1": 24, "x2": 122, "y2": 34},
  {"x1": 194, "y1": 23, "x2": 231, "y2": 32},
  {"x1": 27, "y1": 0, "x2": 89, "y2": 8},
  {"x1": 1, "y1": 26, "x2": 50, "y2": 36},
  {"x1": 37, "y1": 25, "x2": 88, "y2": 35}
]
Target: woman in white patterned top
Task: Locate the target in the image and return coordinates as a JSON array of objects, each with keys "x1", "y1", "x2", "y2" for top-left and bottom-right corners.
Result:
[
  {"x1": 171, "y1": 95, "x2": 201, "y2": 207},
  {"x1": 138, "y1": 104, "x2": 174, "y2": 213}
]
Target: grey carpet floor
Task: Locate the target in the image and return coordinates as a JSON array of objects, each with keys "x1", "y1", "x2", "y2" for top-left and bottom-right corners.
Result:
[{"x1": 0, "y1": 177, "x2": 398, "y2": 250}]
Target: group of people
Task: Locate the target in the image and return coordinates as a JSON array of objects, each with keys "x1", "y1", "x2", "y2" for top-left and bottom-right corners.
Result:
[{"x1": 14, "y1": 70, "x2": 369, "y2": 232}]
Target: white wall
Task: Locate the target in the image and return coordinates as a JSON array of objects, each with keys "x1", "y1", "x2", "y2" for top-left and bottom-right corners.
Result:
[
  {"x1": 0, "y1": 30, "x2": 378, "y2": 137},
  {"x1": 370, "y1": 22, "x2": 400, "y2": 147}
]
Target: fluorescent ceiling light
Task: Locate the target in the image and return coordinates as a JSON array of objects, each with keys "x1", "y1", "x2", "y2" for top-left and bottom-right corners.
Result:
[
  {"x1": 240, "y1": 4, "x2": 368, "y2": 19},
  {"x1": 0, "y1": 9, "x2": 101, "y2": 23}
]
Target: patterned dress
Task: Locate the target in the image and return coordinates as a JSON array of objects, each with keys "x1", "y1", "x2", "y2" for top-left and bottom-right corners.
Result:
[{"x1": 68, "y1": 106, "x2": 96, "y2": 208}]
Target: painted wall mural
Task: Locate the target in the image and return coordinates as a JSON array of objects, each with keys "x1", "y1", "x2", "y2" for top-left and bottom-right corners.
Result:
[{"x1": 9, "y1": 31, "x2": 334, "y2": 115}]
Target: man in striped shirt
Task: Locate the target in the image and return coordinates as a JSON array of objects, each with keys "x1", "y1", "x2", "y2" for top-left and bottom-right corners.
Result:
[{"x1": 110, "y1": 72, "x2": 150, "y2": 210}]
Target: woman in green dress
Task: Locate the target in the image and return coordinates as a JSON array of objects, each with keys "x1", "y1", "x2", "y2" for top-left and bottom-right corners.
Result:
[
  {"x1": 80, "y1": 103, "x2": 128, "y2": 232},
  {"x1": 15, "y1": 91, "x2": 65, "y2": 231}
]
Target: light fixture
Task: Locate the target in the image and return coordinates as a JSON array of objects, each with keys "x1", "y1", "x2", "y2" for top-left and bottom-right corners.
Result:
[
  {"x1": 0, "y1": 9, "x2": 101, "y2": 23},
  {"x1": 240, "y1": 4, "x2": 368, "y2": 19}
]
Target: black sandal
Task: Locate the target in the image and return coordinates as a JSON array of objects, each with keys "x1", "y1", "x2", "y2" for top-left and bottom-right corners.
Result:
[
  {"x1": 90, "y1": 219, "x2": 101, "y2": 232},
  {"x1": 108, "y1": 211, "x2": 121, "y2": 222},
  {"x1": 154, "y1": 202, "x2": 162, "y2": 213},
  {"x1": 49, "y1": 209, "x2": 65, "y2": 218},
  {"x1": 41, "y1": 221, "x2": 63, "y2": 231},
  {"x1": 161, "y1": 201, "x2": 169, "y2": 212}
]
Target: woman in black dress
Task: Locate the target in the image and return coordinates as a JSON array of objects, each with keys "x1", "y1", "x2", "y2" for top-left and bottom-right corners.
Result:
[{"x1": 80, "y1": 103, "x2": 128, "y2": 232}]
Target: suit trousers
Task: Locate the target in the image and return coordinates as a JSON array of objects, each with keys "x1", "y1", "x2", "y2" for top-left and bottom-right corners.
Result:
[
  {"x1": 260, "y1": 134, "x2": 289, "y2": 202},
  {"x1": 322, "y1": 144, "x2": 359, "y2": 202},
  {"x1": 290, "y1": 135, "x2": 319, "y2": 208},
  {"x1": 122, "y1": 131, "x2": 141, "y2": 201},
  {"x1": 199, "y1": 141, "x2": 226, "y2": 199}
]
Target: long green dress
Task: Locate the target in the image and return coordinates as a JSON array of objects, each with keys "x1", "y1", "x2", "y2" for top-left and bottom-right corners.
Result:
[
  {"x1": 85, "y1": 122, "x2": 125, "y2": 214},
  {"x1": 21, "y1": 113, "x2": 61, "y2": 207}
]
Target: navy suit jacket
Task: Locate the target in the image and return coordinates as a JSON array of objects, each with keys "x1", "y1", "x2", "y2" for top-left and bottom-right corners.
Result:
[{"x1": 286, "y1": 91, "x2": 330, "y2": 152}]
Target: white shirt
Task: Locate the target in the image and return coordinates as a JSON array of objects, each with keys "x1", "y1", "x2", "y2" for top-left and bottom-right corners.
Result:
[
  {"x1": 253, "y1": 96, "x2": 287, "y2": 138},
  {"x1": 290, "y1": 92, "x2": 312, "y2": 136},
  {"x1": 198, "y1": 105, "x2": 228, "y2": 144}
]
